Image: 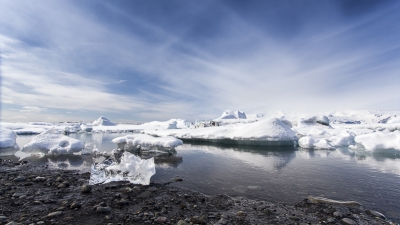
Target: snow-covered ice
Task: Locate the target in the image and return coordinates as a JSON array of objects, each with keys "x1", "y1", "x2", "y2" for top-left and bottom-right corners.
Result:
[
  {"x1": 92, "y1": 116, "x2": 116, "y2": 126},
  {"x1": 0, "y1": 128, "x2": 17, "y2": 148},
  {"x1": 80, "y1": 123, "x2": 93, "y2": 132},
  {"x1": 22, "y1": 128, "x2": 84, "y2": 154},
  {"x1": 143, "y1": 118, "x2": 298, "y2": 145},
  {"x1": 112, "y1": 134, "x2": 183, "y2": 152},
  {"x1": 89, "y1": 150, "x2": 155, "y2": 185},
  {"x1": 352, "y1": 131, "x2": 400, "y2": 151}
]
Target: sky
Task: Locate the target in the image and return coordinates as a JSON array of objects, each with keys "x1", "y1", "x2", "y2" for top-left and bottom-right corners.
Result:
[{"x1": 1, "y1": 0, "x2": 399, "y2": 123}]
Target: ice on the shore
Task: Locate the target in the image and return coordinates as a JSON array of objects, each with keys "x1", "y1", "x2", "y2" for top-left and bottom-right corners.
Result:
[
  {"x1": 353, "y1": 131, "x2": 400, "y2": 151},
  {"x1": 89, "y1": 150, "x2": 155, "y2": 185},
  {"x1": 298, "y1": 136, "x2": 334, "y2": 149},
  {"x1": 22, "y1": 128, "x2": 84, "y2": 154},
  {"x1": 92, "y1": 116, "x2": 116, "y2": 126},
  {"x1": 0, "y1": 128, "x2": 17, "y2": 148},
  {"x1": 217, "y1": 110, "x2": 247, "y2": 119},
  {"x1": 112, "y1": 134, "x2": 183, "y2": 151}
]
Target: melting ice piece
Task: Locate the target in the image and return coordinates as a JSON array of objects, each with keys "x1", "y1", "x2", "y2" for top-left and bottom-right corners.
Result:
[
  {"x1": 82, "y1": 141, "x2": 99, "y2": 155},
  {"x1": 89, "y1": 150, "x2": 155, "y2": 185},
  {"x1": 22, "y1": 127, "x2": 84, "y2": 154}
]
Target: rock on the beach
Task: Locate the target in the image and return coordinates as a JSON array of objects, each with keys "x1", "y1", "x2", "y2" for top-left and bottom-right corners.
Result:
[
  {"x1": 13, "y1": 176, "x2": 26, "y2": 182},
  {"x1": 81, "y1": 184, "x2": 92, "y2": 193},
  {"x1": 340, "y1": 218, "x2": 357, "y2": 225},
  {"x1": 365, "y1": 210, "x2": 386, "y2": 220},
  {"x1": 96, "y1": 206, "x2": 111, "y2": 214},
  {"x1": 46, "y1": 211, "x2": 63, "y2": 218},
  {"x1": 155, "y1": 216, "x2": 167, "y2": 223}
]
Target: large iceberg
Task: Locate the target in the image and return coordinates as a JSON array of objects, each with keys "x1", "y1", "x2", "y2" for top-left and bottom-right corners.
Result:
[
  {"x1": 0, "y1": 128, "x2": 17, "y2": 148},
  {"x1": 144, "y1": 118, "x2": 298, "y2": 145},
  {"x1": 353, "y1": 131, "x2": 400, "y2": 151},
  {"x1": 92, "y1": 116, "x2": 116, "y2": 126},
  {"x1": 112, "y1": 134, "x2": 183, "y2": 152},
  {"x1": 22, "y1": 128, "x2": 84, "y2": 154},
  {"x1": 218, "y1": 110, "x2": 247, "y2": 119},
  {"x1": 89, "y1": 150, "x2": 155, "y2": 185}
]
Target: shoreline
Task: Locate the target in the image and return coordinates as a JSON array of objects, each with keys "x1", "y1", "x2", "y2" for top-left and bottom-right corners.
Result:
[{"x1": 0, "y1": 160, "x2": 395, "y2": 225}]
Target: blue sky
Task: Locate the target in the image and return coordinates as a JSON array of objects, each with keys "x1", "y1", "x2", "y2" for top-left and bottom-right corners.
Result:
[{"x1": 1, "y1": 0, "x2": 399, "y2": 123}]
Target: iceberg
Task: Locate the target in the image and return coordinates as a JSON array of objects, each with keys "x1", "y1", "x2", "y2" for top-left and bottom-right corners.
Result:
[
  {"x1": 353, "y1": 131, "x2": 400, "y2": 151},
  {"x1": 218, "y1": 110, "x2": 247, "y2": 119},
  {"x1": 0, "y1": 128, "x2": 17, "y2": 148},
  {"x1": 144, "y1": 118, "x2": 298, "y2": 146},
  {"x1": 89, "y1": 150, "x2": 155, "y2": 185},
  {"x1": 298, "y1": 136, "x2": 334, "y2": 150},
  {"x1": 22, "y1": 128, "x2": 84, "y2": 154},
  {"x1": 92, "y1": 116, "x2": 116, "y2": 126},
  {"x1": 80, "y1": 123, "x2": 93, "y2": 132},
  {"x1": 112, "y1": 134, "x2": 183, "y2": 153}
]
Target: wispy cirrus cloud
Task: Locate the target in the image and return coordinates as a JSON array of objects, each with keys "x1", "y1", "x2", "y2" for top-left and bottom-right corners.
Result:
[{"x1": 0, "y1": 1, "x2": 399, "y2": 123}]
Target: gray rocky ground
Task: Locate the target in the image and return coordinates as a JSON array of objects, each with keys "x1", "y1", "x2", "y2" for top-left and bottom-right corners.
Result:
[{"x1": 0, "y1": 158, "x2": 396, "y2": 225}]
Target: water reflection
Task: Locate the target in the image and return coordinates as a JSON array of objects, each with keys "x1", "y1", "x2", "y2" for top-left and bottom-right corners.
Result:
[{"x1": 179, "y1": 143, "x2": 296, "y2": 171}]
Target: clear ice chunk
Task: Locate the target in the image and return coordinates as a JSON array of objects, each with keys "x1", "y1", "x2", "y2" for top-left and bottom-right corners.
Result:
[{"x1": 89, "y1": 150, "x2": 155, "y2": 185}]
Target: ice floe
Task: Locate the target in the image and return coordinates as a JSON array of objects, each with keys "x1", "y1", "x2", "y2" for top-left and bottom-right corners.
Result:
[
  {"x1": 0, "y1": 128, "x2": 17, "y2": 148},
  {"x1": 22, "y1": 128, "x2": 84, "y2": 154}
]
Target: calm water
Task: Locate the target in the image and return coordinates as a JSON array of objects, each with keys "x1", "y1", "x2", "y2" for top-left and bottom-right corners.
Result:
[{"x1": 9, "y1": 133, "x2": 400, "y2": 222}]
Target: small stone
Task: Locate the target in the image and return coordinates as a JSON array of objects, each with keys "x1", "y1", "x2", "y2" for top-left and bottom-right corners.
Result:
[
  {"x1": 177, "y1": 220, "x2": 190, "y2": 225},
  {"x1": 333, "y1": 211, "x2": 343, "y2": 218},
  {"x1": 236, "y1": 211, "x2": 246, "y2": 217},
  {"x1": 155, "y1": 216, "x2": 167, "y2": 223},
  {"x1": 0, "y1": 216, "x2": 8, "y2": 221},
  {"x1": 173, "y1": 177, "x2": 183, "y2": 182},
  {"x1": 18, "y1": 195, "x2": 27, "y2": 199},
  {"x1": 365, "y1": 210, "x2": 386, "y2": 220},
  {"x1": 70, "y1": 202, "x2": 82, "y2": 209},
  {"x1": 12, "y1": 193, "x2": 25, "y2": 198},
  {"x1": 81, "y1": 185, "x2": 92, "y2": 193},
  {"x1": 97, "y1": 206, "x2": 111, "y2": 214},
  {"x1": 46, "y1": 211, "x2": 63, "y2": 219},
  {"x1": 5, "y1": 222, "x2": 22, "y2": 225},
  {"x1": 23, "y1": 182, "x2": 33, "y2": 186},
  {"x1": 340, "y1": 218, "x2": 357, "y2": 225},
  {"x1": 33, "y1": 177, "x2": 46, "y2": 182},
  {"x1": 56, "y1": 177, "x2": 63, "y2": 182},
  {"x1": 13, "y1": 176, "x2": 26, "y2": 182},
  {"x1": 289, "y1": 216, "x2": 300, "y2": 221}
]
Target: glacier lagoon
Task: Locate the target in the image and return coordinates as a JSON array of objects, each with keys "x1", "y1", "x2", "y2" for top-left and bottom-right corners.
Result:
[{"x1": 11, "y1": 132, "x2": 400, "y2": 222}]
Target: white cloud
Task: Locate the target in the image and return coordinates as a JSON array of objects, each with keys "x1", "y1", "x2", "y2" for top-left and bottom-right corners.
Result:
[{"x1": 20, "y1": 106, "x2": 47, "y2": 114}]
